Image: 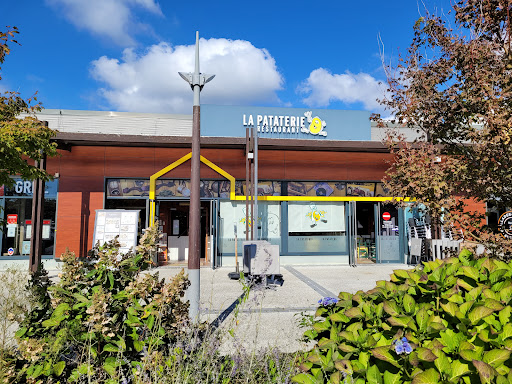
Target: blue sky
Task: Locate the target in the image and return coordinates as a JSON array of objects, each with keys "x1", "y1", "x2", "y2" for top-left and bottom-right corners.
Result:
[{"x1": 2, "y1": 0, "x2": 453, "y2": 115}]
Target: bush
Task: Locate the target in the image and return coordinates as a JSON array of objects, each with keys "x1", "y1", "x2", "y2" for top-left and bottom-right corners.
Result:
[
  {"x1": 11, "y1": 224, "x2": 190, "y2": 383},
  {"x1": 294, "y1": 250, "x2": 512, "y2": 383}
]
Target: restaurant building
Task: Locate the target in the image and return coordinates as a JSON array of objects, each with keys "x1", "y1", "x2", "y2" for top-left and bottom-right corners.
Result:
[{"x1": 1, "y1": 105, "x2": 462, "y2": 266}]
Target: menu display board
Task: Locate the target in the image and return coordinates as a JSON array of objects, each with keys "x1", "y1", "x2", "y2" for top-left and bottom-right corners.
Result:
[{"x1": 93, "y1": 210, "x2": 140, "y2": 254}]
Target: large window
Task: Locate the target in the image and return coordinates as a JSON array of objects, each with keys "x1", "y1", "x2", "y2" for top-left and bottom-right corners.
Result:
[
  {"x1": 287, "y1": 202, "x2": 347, "y2": 254},
  {"x1": 1, "y1": 179, "x2": 58, "y2": 257},
  {"x1": 218, "y1": 201, "x2": 281, "y2": 254}
]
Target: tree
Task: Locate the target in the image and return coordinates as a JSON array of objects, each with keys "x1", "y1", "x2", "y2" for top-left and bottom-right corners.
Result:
[
  {"x1": 0, "y1": 26, "x2": 57, "y2": 189},
  {"x1": 374, "y1": 1, "x2": 512, "y2": 255}
]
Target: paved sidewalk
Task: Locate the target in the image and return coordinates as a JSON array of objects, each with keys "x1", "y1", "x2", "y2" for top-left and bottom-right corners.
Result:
[
  {"x1": 0, "y1": 260, "x2": 413, "y2": 353},
  {"x1": 154, "y1": 263, "x2": 413, "y2": 352}
]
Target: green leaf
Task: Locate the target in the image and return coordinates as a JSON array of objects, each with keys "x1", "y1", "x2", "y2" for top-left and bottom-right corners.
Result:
[
  {"x1": 460, "y1": 349, "x2": 480, "y2": 361},
  {"x1": 318, "y1": 337, "x2": 336, "y2": 349},
  {"x1": 371, "y1": 346, "x2": 400, "y2": 368},
  {"x1": 78, "y1": 363, "x2": 92, "y2": 375},
  {"x1": 416, "y1": 307, "x2": 429, "y2": 332},
  {"x1": 499, "y1": 306, "x2": 512, "y2": 325},
  {"x1": 344, "y1": 307, "x2": 364, "y2": 318},
  {"x1": 133, "y1": 340, "x2": 144, "y2": 352},
  {"x1": 15, "y1": 327, "x2": 27, "y2": 338},
  {"x1": 393, "y1": 269, "x2": 410, "y2": 280},
  {"x1": 102, "y1": 343, "x2": 120, "y2": 353},
  {"x1": 366, "y1": 364, "x2": 383, "y2": 384},
  {"x1": 411, "y1": 368, "x2": 440, "y2": 384},
  {"x1": 502, "y1": 323, "x2": 512, "y2": 340},
  {"x1": 338, "y1": 343, "x2": 358, "y2": 353},
  {"x1": 383, "y1": 301, "x2": 400, "y2": 317},
  {"x1": 461, "y1": 266, "x2": 480, "y2": 282},
  {"x1": 433, "y1": 350, "x2": 450, "y2": 375},
  {"x1": 53, "y1": 361, "x2": 65, "y2": 376},
  {"x1": 416, "y1": 347, "x2": 437, "y2": 362},
  {"x1": 484, "y1": 299, "x2": 503, "y2": 311},
  {"x1": 291, "y1": 373, "x2": 318, "y2": 384},
  {"x1": 388, "y1": 316, "x2": 412, "y2": 328},
  {"x1": 483, "y1": 349, "x2": 511, "y2": 368},
  {"x1": 103, "y1": 361, "x2": 117, "y2": 377},
  {"x1": 383, "y1": 370, "x2": 401, "y2": 384},
  {"x1": 440, "y1": 301, "x2": 458, "y2": 317},
  {"x1": 330, "y1": 312, "x2": 349, "y2": 322},
  {"x1": 449, "y1": 360, "x2": 471, "y2": 381},
  {"x1": 403, "y1": 294, "x2": 416, "y2": 314},
  {"x1": 468, "y1": 306, "x2": 495, "y2": 325}
]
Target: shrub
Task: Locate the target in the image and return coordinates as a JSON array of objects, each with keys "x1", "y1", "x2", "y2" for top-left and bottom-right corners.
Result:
[
  {"x1": 12, "y1": 224, "x2": 190, "y2": 383},
  {"x1": 294, "y1": 250, "x2": 512, "y2": 383}
]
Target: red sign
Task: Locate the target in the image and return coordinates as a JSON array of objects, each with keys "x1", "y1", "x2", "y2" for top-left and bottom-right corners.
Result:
[
  {"x1": 6, "y1": 214, "x2": 18, "y2": 225},
  {"x1": 382, "y1": 212, "x2": 391, "y2": 221}
]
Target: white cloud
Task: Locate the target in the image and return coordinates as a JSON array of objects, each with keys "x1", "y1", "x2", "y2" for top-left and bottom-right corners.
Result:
[
  {"x1": 298, "y1": 68, "x2": 387, "y2": 112},
  {"x1": 46, "y1": 0, "x2": 162, "y2": 46},
  {"x1": 90, "y1": 38, "x2": 284, "y2": 113}
]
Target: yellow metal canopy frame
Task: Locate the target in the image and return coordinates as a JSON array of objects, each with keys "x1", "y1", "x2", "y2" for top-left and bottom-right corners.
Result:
[{"x1": 148, "y1": 152, "x2": 408, "y2": 224}]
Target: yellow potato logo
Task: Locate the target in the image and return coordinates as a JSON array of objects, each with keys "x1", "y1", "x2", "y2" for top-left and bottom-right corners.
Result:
[
  {"x1": 302, "y1": 111, "x2": 327, "y2": 136},
  {"x1": 306, "y1": 202, "x2": 328, "y2": 228}
]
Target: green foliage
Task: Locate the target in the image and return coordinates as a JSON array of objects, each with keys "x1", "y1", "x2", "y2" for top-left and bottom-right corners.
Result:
[
  {"x1": 295, "y1": 251, "x2": 512, "y2": 383},
  {"x1": 373, "y1": 1, "x2": 512, "y2": 253},
  {"x1": 12, "y1": 224, "x2": 191, "y2": 382}
]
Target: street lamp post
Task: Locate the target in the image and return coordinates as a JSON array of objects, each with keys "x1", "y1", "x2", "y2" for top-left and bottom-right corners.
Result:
[{"x1": 178, "y1": 32, "x2": 214, "y2": 321}]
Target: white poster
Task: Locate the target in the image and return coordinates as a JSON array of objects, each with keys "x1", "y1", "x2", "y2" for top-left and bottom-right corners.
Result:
[
  {"x1": 42, "y1": 224, "x2": 51, "y2": 240},
  {"x1": 288, "y1": 202, "x2": 345, "y2": 233},
  {"x1": 6, "y1": 224, "x2": 16, "y2": 238},
  {"x1": 93, "y1": 210, "x2": 140, "y2": 254}
]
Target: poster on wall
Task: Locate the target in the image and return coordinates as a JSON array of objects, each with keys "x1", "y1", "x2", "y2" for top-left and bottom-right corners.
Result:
[
  {"x1": 288, "y1": 202, "x2": 345, "y2": 233},
  {"x1": 346, "y1": 183, "x2": 375, "y2": 197},
  {"x1": 287, "y1": 181, "x2": 346, "y2": 197},
  {"x1": 93, "y1": 210, "x2": 140, "y2": 254}
]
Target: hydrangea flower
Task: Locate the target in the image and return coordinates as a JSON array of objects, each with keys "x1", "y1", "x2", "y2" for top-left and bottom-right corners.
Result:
[
  {"x1": 393, "y1": 337, "x2": 413, "y2": 354},
  {"x1": 318, "y1": 297, "x2": 338, "y2": 306}
]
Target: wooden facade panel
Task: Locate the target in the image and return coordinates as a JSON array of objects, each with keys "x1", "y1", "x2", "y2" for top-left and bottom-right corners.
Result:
[
  {"x1": 59, "y1": 156, "x2": 105, "y2": 177},
  {"x1": 56, "y1": 191, "x2": 84, "y2": 217},
  {"x1": 105, "y1": 147, "x2": 155, "y2": 158},
  {"x1": 46, "y1": 157, "x2": 61, "y2": 175},
  {"x1": 59, "y1": 146, "x2": 106, "y2": 158},
  {"x1": 258, "y1": 160, "x2": 286, "y2": 180},
  {"x1": 153, "y1": 148, "x2": 191, "y2": 159},
  {"x1": 55, "y1": 192, "x2": 83, "y2": 257},
  {"x1": 58, "y1": 176, "x2": 104, "y2": 193},
  {"x1": 105, "y1": 157, "x2": 156, "y2": 177}
]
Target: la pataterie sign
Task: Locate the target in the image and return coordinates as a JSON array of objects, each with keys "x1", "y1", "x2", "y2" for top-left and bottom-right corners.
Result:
[{"x1": 242, "y1": 111, "x2": 327, "y2": 137}]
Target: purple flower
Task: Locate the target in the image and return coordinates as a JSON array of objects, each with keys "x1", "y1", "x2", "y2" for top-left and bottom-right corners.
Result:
[
  {"x1": 318, "y1": 297, "x2": 338, "y2": 306},
  {"x1": 393, "y1": 337, "x2": 413, "y2": 355}
]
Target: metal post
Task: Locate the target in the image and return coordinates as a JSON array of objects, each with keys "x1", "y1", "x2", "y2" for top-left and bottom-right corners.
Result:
[
  {"x1": 179, "y1": 32, "x2": 214, "y2": 322},
  {"x1": 254, "y1": 126, "x2": 258, "y2": 241},
  {"x1": 250, "y1": 127, "x2": 254, "y2": 241},
  {"x1": 245, "y1": 128, "x2": 250, "y2": 240},
  {"x1": 29, "y1": 148, "x2": 46, "y2": 274}
]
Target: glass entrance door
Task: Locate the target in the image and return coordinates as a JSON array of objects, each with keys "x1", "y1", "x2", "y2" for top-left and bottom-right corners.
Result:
[{"x1": 376, "y1": 203, "x2": 404, "y2": 263}]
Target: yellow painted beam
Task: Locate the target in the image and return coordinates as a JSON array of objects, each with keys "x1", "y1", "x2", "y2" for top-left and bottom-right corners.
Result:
[
  {"x1": 232, "y1": 195, "x2": 411, "y2": 202},
  {"x1": 147, "y1": 151, "x2": 411, "y2": 225}
]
